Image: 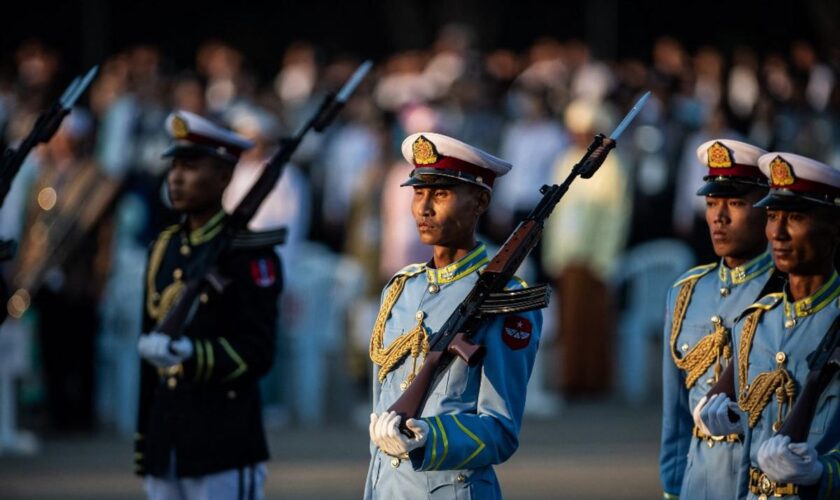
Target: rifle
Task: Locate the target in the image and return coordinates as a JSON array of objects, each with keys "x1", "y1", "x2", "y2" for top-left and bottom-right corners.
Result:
[
  {"x1": 0, "y1": 66, "x2": 99, "y2": 208},
  {"x1": 388, "y1": 91, "x2": 651, "y2": 432},
  {"x1": 0, "y1": 66, "x2": 98, "y2": 325},
  {"x1": 777, "y1": 315, "x2": 840, "y2": 442},
  {"x1": 157, "y1": 60, "x2": 373, "y2": 340}
]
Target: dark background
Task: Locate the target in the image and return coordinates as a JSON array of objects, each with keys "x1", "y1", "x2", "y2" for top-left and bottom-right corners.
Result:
[{"x1": 2, "y1": 0, "x2": 839, "y2": 79}]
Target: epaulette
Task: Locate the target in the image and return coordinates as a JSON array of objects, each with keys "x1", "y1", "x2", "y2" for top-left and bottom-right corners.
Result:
[
  {"x1": 747, "y1": 292, "x2": 784, "y2": 311},
  {"x1": 386, "y1": 263, "x2": 426, "y2": 285},
  {"x1": 504, "y1": 275, "x2": 528, "y2": 291},
  {"x1": 672, "y1": 262, "x2": 717, "y2": 288},
  {"x1": 148, "y1": 224, "x2": 180, "y2": 251},
  {"x1": 231, "y1": 228, "x2": 287, "y2": 249}
]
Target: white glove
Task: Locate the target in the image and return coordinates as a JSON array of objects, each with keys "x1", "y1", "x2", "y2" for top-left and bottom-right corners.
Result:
[
  {"x1": 369, "y1": 411, "x2": 429, "y2": 458},
  {"x1": 137, "y1": 332, "x2": 193, "y2": 369},
  {"x1": 757, "y1": 435, "x2": 823, "y2": 485},
  {"x1": 698, "y1": 393, "x2": 744, "y2": 437}
]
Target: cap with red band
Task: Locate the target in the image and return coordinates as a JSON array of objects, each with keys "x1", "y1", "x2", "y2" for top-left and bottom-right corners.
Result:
[
  {"x1": 694, "y1": 139, "x2": 767, "y2": 196},
  {"x1": 162, "y1": 110, "x2": 254, "y2": 164},
  {"x1": 755, "y1": 152, "x2": 840, "y2": 209},
  {"x1": 400, "y1": 132, "x2": 512, "y2": 191}
]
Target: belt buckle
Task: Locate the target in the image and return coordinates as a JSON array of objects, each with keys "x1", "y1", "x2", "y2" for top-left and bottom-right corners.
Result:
[{"x1": 758, "y1": 472, "x2": 774, "y2": 496}]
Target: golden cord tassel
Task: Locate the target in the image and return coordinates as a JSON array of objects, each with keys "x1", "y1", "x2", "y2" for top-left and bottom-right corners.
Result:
[{"x1": 369, "y1": 275, "x2": 430, "y2": 385}]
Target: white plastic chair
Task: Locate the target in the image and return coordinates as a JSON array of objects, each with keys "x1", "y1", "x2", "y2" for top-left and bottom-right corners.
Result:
[{"x1": 612, "y1": 239, "x2": 695, "y2": 403}]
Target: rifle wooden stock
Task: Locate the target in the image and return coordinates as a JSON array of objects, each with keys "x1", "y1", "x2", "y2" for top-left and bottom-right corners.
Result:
[
  {"x1": 706, "y1": 363, "x2": 737, "y2": 400},
  {"x1": 484, "y1": 221, "x2": 540, "y2": 274},
  {"x1": 705, "y1": 363, "x2": 740, "y2": 423},
  {"x1": 776, "y1": 316, "x2": 840, "y2": 442},
  {"x1": 389, "y1": 350, "x2": 445, "y2": 427},
  {"x1": 158, "y1": 278, "x2": 204, "y2": 338},
  {"x1": 778, "y1": 346, "x2": 840, "y2": 443}
]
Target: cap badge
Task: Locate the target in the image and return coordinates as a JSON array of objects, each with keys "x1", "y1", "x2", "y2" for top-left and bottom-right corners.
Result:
[
  {"x1": 412, "y1": 135, "x2": 440, "y2": 165},
  {"x1": 171, "y1": 115, "x2": 189, "y2": 139},
  {"x1": 769, "y1": 155, "x2": 795, "y2": 186},
  {"x1": 707, "y1": 141, "x2": 732, "y2": 168}
]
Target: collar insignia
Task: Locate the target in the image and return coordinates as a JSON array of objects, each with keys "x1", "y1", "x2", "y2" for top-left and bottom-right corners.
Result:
[
  {"x1": 769, "y1": 155, "x2": 795, "y2": 187},
  {"x1": 413, "y1": 135, "x2": 440, "y2": 165},
  {"x1": 707, "y1": 141, "x2": 733, "y2": 169}
]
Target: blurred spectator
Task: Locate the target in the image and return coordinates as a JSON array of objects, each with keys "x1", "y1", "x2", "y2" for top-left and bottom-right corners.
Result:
[
  {"x1": 542, "y1": 99, "x2": 630, "y2": 396},
  {"x1": 10, "y1": 109, "x2": 117, "y2": 431}
]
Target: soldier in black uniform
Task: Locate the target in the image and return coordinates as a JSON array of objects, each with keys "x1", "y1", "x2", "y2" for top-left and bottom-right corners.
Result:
[{"x1": 135, "y1": 110, "x2": 282, "y2": 500}]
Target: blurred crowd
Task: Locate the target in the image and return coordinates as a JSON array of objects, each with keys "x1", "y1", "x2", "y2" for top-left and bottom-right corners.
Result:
[{"x1": 1, "y1": 25, "x2": 839, "y2": 442}]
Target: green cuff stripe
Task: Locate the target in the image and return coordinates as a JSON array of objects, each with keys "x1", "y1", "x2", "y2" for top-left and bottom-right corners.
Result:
[
  {"x1": 218, "y1": 338, "x2": 248, "y2": 382},
  {"x1": 425, "y1": 417, "x2": 438, "y2": 470},
  {"x1": 203, "y1": 340, "x2": 214, "y2": 382},
  {"x1": 821, "y1": 457, "x2": 833, "y2": 500},
  {"x1": 663, "y1": 493, "x2": 679, "y2": 500},
  {"x1": 193, "y1": 340, "x2": 204, "y2": 382},
  {"x1": 451, "y1": 415, "x2": 486, "y2": 470},
  {"x1": 432, "y1": 416, "x2": 449, "y2": 471}
]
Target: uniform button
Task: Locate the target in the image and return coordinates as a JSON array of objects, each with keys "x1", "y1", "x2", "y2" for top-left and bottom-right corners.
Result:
[
  {"x1": 710, "y1": 315, "x2": 721, "y2": 325},
  {"x1": 167, "y1": 377, "x2": 177, "y2": 389},
  {"x1": 720, "y1": 287, "x2": 730, "y2": 297},
  {"x1": 428, "y1": 284, "x2": 440, "y2": 294},
  {"x1": 415, "y1": 310, "x2": 425, "y2": 321},
  {"x1": 173, "y1": 268, "x2": 183, "y2": 280},
  {"x1": 399, "y1": 381, "x2": 408, "y2": 391},
  {"x1": 180, "y1": 245, "x2": 191, "y2": 256},
  {"x1": 152, "y1": 292, "x2": 161, "y2": 303},
  {"x1": 199, "y1": 293, "x2": 209, "y2": 304},
  {"x1": 785, "y1": 319, "x2": 796, "y2": 329},
  {"x1": 681, "y1": 343, "x2": 690, "y2": 352},
  {"x1": 456, "y1": 473, "x2": 466, "y2": 483},
  {"x1": 227, "y1": 390, "x2": 237, "y2": 399},
  {"x1": 391, "y1": 457, "x2": 400, "y2": 468},
  {"x1": 775, "y1": 352, "x2": 786, "y2": 364},
  {"x1": 706, "y1": 378, "x2": 714, "y2": 386}
]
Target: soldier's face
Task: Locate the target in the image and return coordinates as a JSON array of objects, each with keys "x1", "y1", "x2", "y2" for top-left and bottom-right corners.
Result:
[
  {"x1": 705, "y1": 191, "x2": 767, "y2": 260},
  {"x1": 766, "y1": 208, "x2": 839, "y2": 275},
  {"x1": 411, "y1": 184, "x2": 488, "y2": 247},
  {"x1": 167, "y1": 156, "x2": 232, "y2": 213}
]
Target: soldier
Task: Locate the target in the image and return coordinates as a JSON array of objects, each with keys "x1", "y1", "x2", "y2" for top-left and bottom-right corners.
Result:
[
  {"x1": 701, "y1": 152, "x2": 840, "y2": 499},
  {"x1": 364, "y1": 133, "x2": 542, "y2": 499},
  {"x1": 660, "y1": 140, "x2": 778, "y2": 499},
  {"x1": 135, "y1": 110, "x2": 283, "y2": 500}
]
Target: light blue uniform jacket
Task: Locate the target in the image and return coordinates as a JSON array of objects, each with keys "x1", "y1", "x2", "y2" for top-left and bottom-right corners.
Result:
[
  {"x1": 364, "y1": 244, "x2": 542, "y2": 500},
  {"x1": 733, "y1": 272, "x2": 840, "y2": 500},
  {"x1": 660, "y1": 252, "x2": 774, "y2": 499}
]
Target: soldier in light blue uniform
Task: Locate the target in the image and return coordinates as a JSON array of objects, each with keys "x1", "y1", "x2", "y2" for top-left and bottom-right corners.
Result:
[
  {"x1": 364, "y1": 132, "x2": 542, "y2": 500},
  {"x1": 660, "y1": 139, "x2": 778, "y2": 499},
  {"x1": 702, "y1": 152, "x2": 840, "y2": 499}
]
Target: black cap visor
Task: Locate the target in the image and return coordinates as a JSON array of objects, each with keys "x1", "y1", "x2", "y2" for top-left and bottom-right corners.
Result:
[
  {"x1": 161, "y1": 143, "x2": 238, "y2": 164},
  {"x1": 400, "y1": 169, "x2": 489, "y2": 190},
  {"x1": 754, "y1": 189, "x2": 831, "y2": 210},
  {"x1": 696, "y1": 176, "x2": 766, "y2": 197}
]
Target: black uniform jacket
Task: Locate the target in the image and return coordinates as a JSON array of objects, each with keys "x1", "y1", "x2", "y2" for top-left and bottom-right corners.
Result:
[{"x1": 135, "y1": 214, "x2": 282, "y2": 478}]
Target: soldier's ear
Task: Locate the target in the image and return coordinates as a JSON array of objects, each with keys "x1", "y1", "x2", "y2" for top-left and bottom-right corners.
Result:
[{"x1": 474, "y1": 188, "x2": 490, "y2": 216}]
